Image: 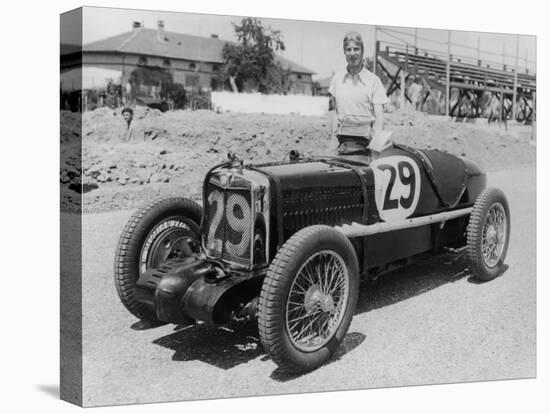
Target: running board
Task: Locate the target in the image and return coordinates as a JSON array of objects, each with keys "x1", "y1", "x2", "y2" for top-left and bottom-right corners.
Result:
[{"x1": 335, "y1": 207, "x2": 473, "y2": 237}]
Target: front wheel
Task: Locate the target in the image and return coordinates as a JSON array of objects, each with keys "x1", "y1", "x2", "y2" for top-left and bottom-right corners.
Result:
[
  {"x1": 466, "y1": 187, "x2": 511, "y2": 281},
  {"x1": 258, "y1": 226, "x2": 359, "y2": 373},
  {"x1": 114, "y1": 196, "x2": 202, "y2": 321}
]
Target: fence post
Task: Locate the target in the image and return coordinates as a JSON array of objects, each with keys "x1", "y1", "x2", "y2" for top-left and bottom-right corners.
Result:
[
  {"x1": 373, "y1": 27, "x2": 378, "y2": 76},
  {"x1": 400, "y1": 70, "x2": 406, "y2": 109},
  {"x1": 499, "y1": 89, "x2": 505, "y2": 127},
  {"x1": 512, "y1": 71, "x2": 518, "y2": 121},
  {"x1": 405, "y1": 44, "x2": 409, "y2": 75},
  {"x1": 532, "y1": 91, "x2": 536, "y2": 145},
  {"x1": 446, "y1": 31, "x2": 451, "y2": 117},
  {"x1": 445, "y1": 59, "x2": 451, "y2": 117}
]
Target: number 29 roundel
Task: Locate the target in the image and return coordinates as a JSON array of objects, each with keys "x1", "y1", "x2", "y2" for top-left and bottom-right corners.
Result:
[{"x1": 371, "y1": 155, "x2": 421, "y2": 221}]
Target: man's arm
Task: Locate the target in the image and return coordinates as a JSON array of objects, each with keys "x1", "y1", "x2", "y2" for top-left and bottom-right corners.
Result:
[{"x1": 372, "y1": 103, "x2": 384, "y2": 136}]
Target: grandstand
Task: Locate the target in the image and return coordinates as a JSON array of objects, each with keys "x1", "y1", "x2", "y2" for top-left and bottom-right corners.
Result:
[{"x1": 373, "y1": 28, "x2": 536, "y2": 123}]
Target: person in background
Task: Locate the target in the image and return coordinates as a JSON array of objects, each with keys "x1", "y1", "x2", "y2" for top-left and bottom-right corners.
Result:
[
  {"x1": 121, "y1": 107, "x2": 135, "y2": 142},
  {"x1": 329, "y1": 31, "x2": 389, "y2": 156},
  {"x1": 409, "y1": 77, "x2": 423, "y2": 111}
]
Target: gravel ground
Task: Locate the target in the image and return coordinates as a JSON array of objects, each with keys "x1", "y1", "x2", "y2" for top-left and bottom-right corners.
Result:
[{"x1": 72, "y1": 167, "x2": 535, "y2": 407}]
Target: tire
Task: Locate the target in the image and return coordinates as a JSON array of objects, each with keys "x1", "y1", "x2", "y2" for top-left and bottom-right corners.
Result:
[
  {"x1": 466, "y1": 187, "x2": 510, "y2": 281},
  {"x1": 114, "y1": 196, "x2": 202, "y2": 321},
  {"x1": 258, "y1": 225, "x2": 359, "y2": 373}
]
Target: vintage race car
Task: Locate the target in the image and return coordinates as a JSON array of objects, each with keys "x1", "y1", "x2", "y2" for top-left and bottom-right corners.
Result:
[{"x1": 114, "y1": 129, "x2": 510, "y2": 373}]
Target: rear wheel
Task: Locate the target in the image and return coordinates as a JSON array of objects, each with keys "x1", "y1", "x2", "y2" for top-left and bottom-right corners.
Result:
[
  {"x1": 466, "y1": 188, "x2": 510, "y2": 281},
  {"x1": 258, "y1": 226, "x2": 359, "y2": 373},
  {"x1": 114, "y1": 197, "x2": 202, "y2": 320}
]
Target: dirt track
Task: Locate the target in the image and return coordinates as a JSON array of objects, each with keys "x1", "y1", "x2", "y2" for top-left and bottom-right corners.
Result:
[{"x1": 73, "y1": 167, "x2": 535, "y2": 407}]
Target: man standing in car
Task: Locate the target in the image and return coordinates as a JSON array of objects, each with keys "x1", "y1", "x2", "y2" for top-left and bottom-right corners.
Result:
[{"x1": 329, "y1": 31, "x2": 388, "y2": 155}]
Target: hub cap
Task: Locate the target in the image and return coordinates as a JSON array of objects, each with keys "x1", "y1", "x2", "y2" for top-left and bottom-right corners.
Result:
[
  {"x1": 285, "y1": 250, "x2": 350, "y2": 352},
  {"x1": 140, "y1": 218, "x2": 199, "y2": 275}
]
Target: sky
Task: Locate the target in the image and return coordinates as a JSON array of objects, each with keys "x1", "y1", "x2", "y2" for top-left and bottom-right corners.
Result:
[{"x1": 69, "y1": 6, "x2": 537, "y2": 80}]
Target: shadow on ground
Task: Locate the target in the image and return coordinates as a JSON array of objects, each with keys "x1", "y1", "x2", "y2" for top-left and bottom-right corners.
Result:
[
  {"x1": 152, "y1": 252, "x2": 504, "y2": 374},
  {"x1": 36, "y1": 384, "x2": 59, "y2": 399},
  {"x1": 269, "y1": 332, "x2": 366, "y2": 382},
  {"x1": 355, "y1": 253, "x2": 474, "y2": 315},
  {"x1": 153, "y1": 321, "x2": 263, "y2": 370}
]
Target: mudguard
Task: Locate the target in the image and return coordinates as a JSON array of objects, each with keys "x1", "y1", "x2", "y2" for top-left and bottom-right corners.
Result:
[
  {"x1": 182, "y1": 275, "x2": 257, "y2": 326},
  {"x1": 135, "y1": 258, "x2": 212, "y2": 323},
  {"x1": 135, "y1": 256, "x2": 263, "y2": 326}
]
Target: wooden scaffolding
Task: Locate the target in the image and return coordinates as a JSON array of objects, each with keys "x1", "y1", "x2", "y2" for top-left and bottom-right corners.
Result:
[{"x1": 373, "y1": 28, "x2": 536, "y2": 124}]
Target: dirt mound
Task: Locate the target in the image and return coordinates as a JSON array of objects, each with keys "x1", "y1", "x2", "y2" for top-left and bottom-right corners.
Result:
[
  {"x1": 60, "y1": 110, "x2": 81, "y2": 144},
  {"x1": 385, "y1": 107, "x2": 438, "y2": 128},
  {"x1": 60, "y1": 107, "x2": 535, "y2": 212}
]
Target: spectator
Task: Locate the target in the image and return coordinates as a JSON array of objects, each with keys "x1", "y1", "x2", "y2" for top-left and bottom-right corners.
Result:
[
  {"x1": 121, "y1": 107, "x2": 145, "y2": 142},
  {"x1": 409, "y1": 77, "x2": 423, "y2": 111}
]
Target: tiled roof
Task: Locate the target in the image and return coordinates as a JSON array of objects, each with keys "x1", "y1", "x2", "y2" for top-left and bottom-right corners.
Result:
[
  {"x1": 83, "y1": 27, "x2": 315, "y2": 75},
  {"x1": 275, "y1": 55, "x2": 316, "y2": 75}
]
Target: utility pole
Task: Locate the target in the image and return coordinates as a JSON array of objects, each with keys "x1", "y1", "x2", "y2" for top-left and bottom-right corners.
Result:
[
  {"x1": 300, "y1": 30, "x2": 304, "y2": 66},
  {"x1": 445, "y1": 30, "x2": 451, "y2": 117},
  {"x1": 404, "y1": 43, "x2": 409, "y2": 109},
  {"x1": 405, "y1": 44, "x2": 409, "y2": 74},
  {"x1": 400, "y1": 68, "x2": 406, "y2": 109},
  {"x1": 373, "y1": 26, "x2": 378, "y2": 76},
  {"x1": 477, "y1": 36, "x2": 480, "y2": 64},
  {"x1": 513, "y1": 35, "x2": 519, "y2": 120},
  {"x1": 531, "y1": 92, "x2": 537, "y2": 145}
]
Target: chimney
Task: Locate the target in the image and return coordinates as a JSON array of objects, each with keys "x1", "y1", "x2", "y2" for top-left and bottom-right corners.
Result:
[
  {"x1": 157, "y1": 20, "x2": 165, "y2": 42},
  {"x1": 211, "y1": 34, "x2": 219, "y2": 39},
  {"x1": 132, "y1": 21, "x2": 141, "y2": 30}
]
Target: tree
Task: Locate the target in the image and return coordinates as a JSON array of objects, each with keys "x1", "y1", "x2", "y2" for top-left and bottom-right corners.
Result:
[
  {"x1": 128, "y1": 66, "x2": 173, "y2": 99},
  {"x1": 168, "y1": 83, "x2": 187, "y2": 109},
  {"x1": 128, "y1": 66, "x2": 187, "y2": 108},
  {"x1": 264, "y1": 62, "x2": 293, "y2": 94},
  {"x1": 221, "y1": 17, "x2": 288, "y2": 93}
]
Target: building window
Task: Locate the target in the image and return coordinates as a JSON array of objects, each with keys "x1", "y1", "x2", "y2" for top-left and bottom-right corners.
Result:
[
  {"x1": 163, "y1": 59, "x2": 171, "y2": 67},
  {"x1": 297, "y1": 74, "x2": 302, "y2": 80},
  {"x1": 189, "y1": 62, "x2": 197, "y2": 71},
  {"x1": 212, "y1": 65, "x2": 220, "y2": 72},
  {"x1": 138, "y1": 56, "x2": 148, "y2": 66}
]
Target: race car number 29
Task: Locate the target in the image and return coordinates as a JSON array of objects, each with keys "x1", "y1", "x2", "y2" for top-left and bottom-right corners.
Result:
[
  {"x1": 207, "y1": 190, "x2": 251, "y2": 256},
  {"x1": 371, "y1": 155, "x2": 421, "y2": 221}
]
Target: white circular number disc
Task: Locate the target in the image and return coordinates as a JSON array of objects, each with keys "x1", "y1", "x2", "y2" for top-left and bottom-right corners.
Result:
[{"x1": 371, "y1": 155, "x2": 421, "y2": 221}]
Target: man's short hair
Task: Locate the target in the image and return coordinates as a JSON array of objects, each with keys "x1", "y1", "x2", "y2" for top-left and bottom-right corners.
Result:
[
  {"x1": 122, "y1": 107, "x2": 133, "y2": 115},
  {"x1": 343, "y1": 31, "x2": 364, "y2": 52}
]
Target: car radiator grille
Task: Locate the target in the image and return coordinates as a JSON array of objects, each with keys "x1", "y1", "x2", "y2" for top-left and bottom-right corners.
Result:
[
  {"x1": 204, "y1": 183, "x2": 252, "y2": 266},
  {"x1": 281, "y1": 186, "x2": 363, "y2": 238}
]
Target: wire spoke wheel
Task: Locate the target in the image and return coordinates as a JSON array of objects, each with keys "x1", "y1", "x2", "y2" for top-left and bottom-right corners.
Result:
[
  {"x1": 481, "y1": 203, "x2": 507, "y2": 268},
  {"x1": 286, "y1": 250, "x2": 350, "y2": 352},
  {"x1": 467, "y1": 188, "x2": 510, "y2": 281},
  {"x1": 258, "y1": 225, "x2": 359, "y2": 373}
]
